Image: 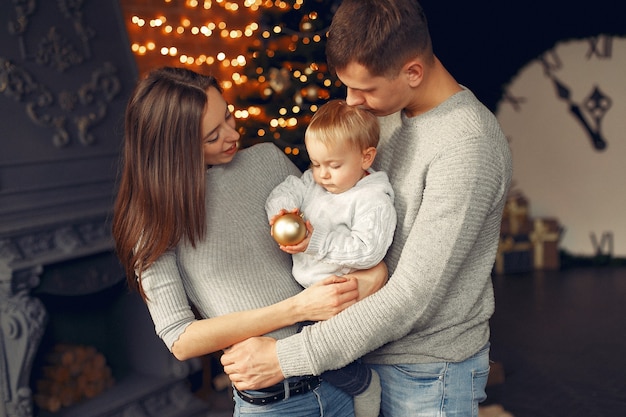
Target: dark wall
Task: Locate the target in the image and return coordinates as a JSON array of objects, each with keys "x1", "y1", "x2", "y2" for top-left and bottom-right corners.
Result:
[{"x1": 421, "y1": 0, "x2": 626, "y2": 111}]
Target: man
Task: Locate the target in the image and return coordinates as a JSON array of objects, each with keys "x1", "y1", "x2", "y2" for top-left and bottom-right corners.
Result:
[{"x1": 222, "y1": 1, "x2": 512, "y2": 415}]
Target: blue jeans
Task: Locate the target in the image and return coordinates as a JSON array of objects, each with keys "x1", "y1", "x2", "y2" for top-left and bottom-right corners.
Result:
[
  {"x1": 322, "y1": 359, "x2": 372, "y2": 395},
  {"x1": 233, "y1": 380, "x2": 354, "y2": 416},
  {"x1": 370, "y1": 343, "x2": 490, "y2": 417}
]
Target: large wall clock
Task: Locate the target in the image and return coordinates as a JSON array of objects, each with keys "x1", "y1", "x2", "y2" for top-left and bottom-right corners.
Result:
[{"x1": 496, "y1": 35, "x2": 626, "y2": 257}]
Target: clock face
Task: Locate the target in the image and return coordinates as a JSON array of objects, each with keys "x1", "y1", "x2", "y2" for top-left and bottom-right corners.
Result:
[{"x1": 496, "y1": 35, "x2": 626, "y2": 257}]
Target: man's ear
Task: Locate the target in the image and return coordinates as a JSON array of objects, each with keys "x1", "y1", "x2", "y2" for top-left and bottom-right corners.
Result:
[
  {"x1": 361, "y1": 147, "x2": 377, "y2": 169},
  {"x1": 404, "y1": 59, "x2": 424, "y2": 87}
]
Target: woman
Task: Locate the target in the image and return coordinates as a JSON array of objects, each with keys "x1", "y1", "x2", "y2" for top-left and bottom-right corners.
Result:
[{"x1": 112, "y1": 67, "x2": 386, "y2": 416}]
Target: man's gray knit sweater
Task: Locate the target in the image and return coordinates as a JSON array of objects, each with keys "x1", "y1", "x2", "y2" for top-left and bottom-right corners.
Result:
[{"x1": 276, "y1": 88, "x2": 513, "y2": 377}]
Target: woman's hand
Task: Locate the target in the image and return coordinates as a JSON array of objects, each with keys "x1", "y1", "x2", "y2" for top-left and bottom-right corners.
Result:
[
  {"x1": 346, "y1": 261, "x2": 388, "y2": 301},
  {"x1": 291, "y1": 275, "x2": 359, "y2": 322}
]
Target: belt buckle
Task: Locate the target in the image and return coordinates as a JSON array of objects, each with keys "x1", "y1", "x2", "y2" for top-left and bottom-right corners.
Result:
[{"x1": 300, "y1": 375, "x2": 321, "y2": 391}]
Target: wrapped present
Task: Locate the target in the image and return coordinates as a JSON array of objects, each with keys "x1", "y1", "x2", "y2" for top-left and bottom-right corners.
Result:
[
  {"x1": 494, "y1": 235, "x2": 534, "y2": 275},
  {"x1": 530, "y1": 218, "x2": 561, "y2": 270},
  {"x1": 501, "y1": 193, "x2": 532, "y2": 235}
]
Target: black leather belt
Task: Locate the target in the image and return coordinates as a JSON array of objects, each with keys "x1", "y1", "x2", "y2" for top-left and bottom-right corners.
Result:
[{"x1": 235, "y1": 376, "x2": 321, "y2": 405}]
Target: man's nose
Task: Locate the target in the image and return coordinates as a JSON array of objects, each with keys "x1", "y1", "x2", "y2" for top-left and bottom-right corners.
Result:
[{"x1": 345, "y1": 88, "x2": 365, "y2": 107}]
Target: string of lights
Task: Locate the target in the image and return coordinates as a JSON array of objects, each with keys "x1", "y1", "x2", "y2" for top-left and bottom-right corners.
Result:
[{"x1": 121, "y1": 0, "x2": 343, "y2": 169}]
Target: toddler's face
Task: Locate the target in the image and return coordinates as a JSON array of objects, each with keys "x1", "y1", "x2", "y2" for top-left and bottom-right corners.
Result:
[{"x1": 307, "y1": 139, "x2": 367, "y2": 194}]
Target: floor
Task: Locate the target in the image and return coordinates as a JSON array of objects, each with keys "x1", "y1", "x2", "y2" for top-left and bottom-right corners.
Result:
[
  {"x1": 488, "y1": 266, "x2": 626, "y2": 417},
  {"x1": 196, "y1": 266, "x2": 626, "y2": 416}
]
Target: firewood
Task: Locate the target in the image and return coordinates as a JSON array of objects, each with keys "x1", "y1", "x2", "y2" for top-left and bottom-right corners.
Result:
[
  {"x1": 33, "y1": 394, "x2": 62, "y2": 413},
  {"x1": 34, "y1": 344, "x2": 115, "y2": 412}
]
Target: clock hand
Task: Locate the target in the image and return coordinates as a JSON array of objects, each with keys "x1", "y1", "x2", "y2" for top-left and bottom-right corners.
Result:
[
  {"x1": 568, "y1": 104, "x2": 607, "y2": 150},
  {"x1": 551, "y1": 76, "x2": 608, "y2": 151}
]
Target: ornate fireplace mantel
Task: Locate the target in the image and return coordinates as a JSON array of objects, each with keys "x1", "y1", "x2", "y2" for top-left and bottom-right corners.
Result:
[
  {"x1": 1, "y1": 263, "x2": 47, "y2": 417},
  {"x1": 0, "y1": 2, "x2": 210, "y2": 416},
  {"x1": 1, "y1": 1, "x2": 134, "y2": 413},
  {"x1": 0, "y1": 219, "x2": 210, "y2": 417},
  {"x1": 0, "y1": 216, "x2": 113, "y2": 417}
]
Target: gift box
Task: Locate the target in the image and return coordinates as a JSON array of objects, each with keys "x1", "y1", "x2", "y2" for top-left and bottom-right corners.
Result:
[
  {"x1": 530, "y1": 218, "x2": 562, "y2": 270},
  {"x1": 501, "y1": 193, "x2": 533, "y2": 236},
  {"x1": 494, "y1": 234, "x2": 534, "y2": 275}
]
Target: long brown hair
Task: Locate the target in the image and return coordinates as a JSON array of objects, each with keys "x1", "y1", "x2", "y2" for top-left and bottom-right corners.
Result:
[{"x1": 112, "y1": 67, "x2": 220, "y2": 299}]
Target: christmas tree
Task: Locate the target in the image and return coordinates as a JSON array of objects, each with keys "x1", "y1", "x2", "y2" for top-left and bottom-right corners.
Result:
[
  {"x1": 232, "y1": 0, "x2": 344, "y2": 170},
  {"x1": 122, "y1": 0, "x2": 344, "y2": 171}
]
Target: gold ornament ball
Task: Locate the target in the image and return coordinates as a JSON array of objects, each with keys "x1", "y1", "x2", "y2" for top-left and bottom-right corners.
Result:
[{"x1": 272, "y1": 213, "x2": 306, "y2": 246}]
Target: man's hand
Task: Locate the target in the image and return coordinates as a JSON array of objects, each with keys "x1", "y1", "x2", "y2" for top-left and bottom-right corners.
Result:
[{"x1": 221, "y1": 337, "x2": 284, "y2": 390}]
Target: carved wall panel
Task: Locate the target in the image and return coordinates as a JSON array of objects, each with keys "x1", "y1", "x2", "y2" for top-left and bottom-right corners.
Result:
[
  {"x1": 0, "y1": 1, "x2": 139, "y2": 416},
  {"x1": 0, "y1": 0, "x2": 137, "y2": 242}
]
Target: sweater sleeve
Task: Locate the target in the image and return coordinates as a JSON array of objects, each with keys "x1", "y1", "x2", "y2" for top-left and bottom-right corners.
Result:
[
  {"x1": 276, "y1": 132, "x2": 510, "y2": 376},
  {"x1": 141, "y1": 248, "x2": 196, "y2": 351},
  {"x1": 265, "y1": 171, "x2": 310, "y2": 221}
]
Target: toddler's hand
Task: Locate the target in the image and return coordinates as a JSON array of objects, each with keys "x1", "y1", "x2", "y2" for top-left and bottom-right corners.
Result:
[
  {"x1": 279, "y1": 220, "x2": 313, "y2": 254},
  {"x1": 269, "y1": 208, "x2": 300, "y2": 227}
]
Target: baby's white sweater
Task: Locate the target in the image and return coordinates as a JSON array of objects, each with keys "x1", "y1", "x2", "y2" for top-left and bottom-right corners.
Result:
[{"x1": 266, "y1": 168, "x2": 396, "y2": 288}]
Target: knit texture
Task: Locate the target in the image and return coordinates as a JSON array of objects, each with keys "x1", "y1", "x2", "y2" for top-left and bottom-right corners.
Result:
[
  {"x1": 140, "y1": 143, "x2": 304, "y2": 350},
  {"x1": 276, "y1": 88, "x2": 513, "y2": 377},
  {"x1": 265, "y1": 168, "x2": 397, "y2": 287}
]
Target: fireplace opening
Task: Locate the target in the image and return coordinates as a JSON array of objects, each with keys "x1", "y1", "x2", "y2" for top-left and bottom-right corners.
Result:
[
  {"x1": 28, "y1": 252, "x2": 209, "y2": 417},
  {"x1": 31, "y1": 279, "x2": 125, "y2": 414},
  {"x1": 33, "y1": 343, "x2": 116, "y2": 413}
]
